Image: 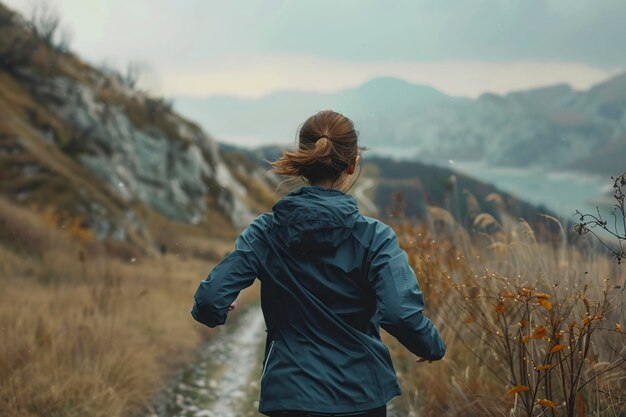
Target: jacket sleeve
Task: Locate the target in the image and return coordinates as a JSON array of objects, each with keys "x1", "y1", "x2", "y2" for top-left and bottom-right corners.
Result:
[
  {"x1": 367, "y1": 222, "x2": 446, "y2": 360},
  {"x1": 191, "y1": 219, "x2": 262, "y2": 328}
]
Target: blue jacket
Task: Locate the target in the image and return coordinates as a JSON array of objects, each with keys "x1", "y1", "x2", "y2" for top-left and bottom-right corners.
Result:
[{"x1": 191, "y1": 184, "x2": 445, "y2": 414}]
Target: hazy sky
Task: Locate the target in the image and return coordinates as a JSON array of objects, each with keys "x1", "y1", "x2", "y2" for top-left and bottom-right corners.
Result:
[{"x1": 6, "y1": 0, "x2": 626, "y2": 97}]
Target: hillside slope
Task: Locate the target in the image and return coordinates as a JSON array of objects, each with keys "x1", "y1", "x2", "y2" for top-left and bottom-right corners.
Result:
[
  {"x1": 0, "y1": 4, "x2": 274, "y2": 415},
  {"x1": 0, "y1": 2, "x2": 277, "y2": 249},
  {"x1": 220, "y1": 143, "x2": 559, "y2": 236}
]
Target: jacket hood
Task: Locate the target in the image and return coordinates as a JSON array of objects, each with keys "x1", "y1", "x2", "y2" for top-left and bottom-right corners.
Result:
[{"x1": 272, "y1": 185, "x2": 360, "y2": 251}]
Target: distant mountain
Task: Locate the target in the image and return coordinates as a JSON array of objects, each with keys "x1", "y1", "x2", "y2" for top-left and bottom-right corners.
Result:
[
  {"x1": 416, "y1": 73, "x2": 626, "y2": 170},
  {"x1": 175, "y1": 77, "x2": 467, "y2": 150},
  {"x1": 562, "y1": 133, "x2": 626, "y2": 175},
  {"x1": 176, "y1": 74, "x2": 626, "y2": 175}
]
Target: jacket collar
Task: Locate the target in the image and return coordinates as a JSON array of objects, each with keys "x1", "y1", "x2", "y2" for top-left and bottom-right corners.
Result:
[{"x1": 271, "y1": 185, "x2": 359, "y2": 250}]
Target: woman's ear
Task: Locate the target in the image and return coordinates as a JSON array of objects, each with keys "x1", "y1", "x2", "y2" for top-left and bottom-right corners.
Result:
[{"x1": 346, "y1": 154, "x2": 360, "y2": 175}]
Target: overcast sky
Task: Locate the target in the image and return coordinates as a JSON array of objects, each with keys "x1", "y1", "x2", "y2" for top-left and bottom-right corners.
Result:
[{"x1": 6, "y1": 0, "x2": 626, "y2": 98}]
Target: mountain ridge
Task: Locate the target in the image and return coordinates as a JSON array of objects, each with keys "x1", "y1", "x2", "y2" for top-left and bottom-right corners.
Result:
[{"x1": 177, "y1": 72, "x2": 626, "y2": 174}]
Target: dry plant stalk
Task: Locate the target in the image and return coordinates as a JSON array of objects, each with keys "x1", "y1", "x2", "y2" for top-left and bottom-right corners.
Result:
[
  {"x1": 0, "y1": 197, "x2": 257, "y2": 417},
  {"x1": 575, "y1": 173, "x2": 626, "y2": 265},
  {"x1": 391, "y1": 206, "x2": 625, "y2": 417}
]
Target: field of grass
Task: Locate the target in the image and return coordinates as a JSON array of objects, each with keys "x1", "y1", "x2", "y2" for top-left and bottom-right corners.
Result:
[
  {"x1": 0, "y1": 197, "x2": 259, "y2": 417},
  {"x1": 1, "y1": 187, "x2": 624, "y2": 417},
  {"x1": 386, "y1": 206, "x2": 625, "y2": 417}
]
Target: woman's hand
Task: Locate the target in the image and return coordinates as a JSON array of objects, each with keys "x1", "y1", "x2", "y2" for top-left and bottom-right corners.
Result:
[{"x1": 415, "y1": 356, "x2": 432, "y2": 363}]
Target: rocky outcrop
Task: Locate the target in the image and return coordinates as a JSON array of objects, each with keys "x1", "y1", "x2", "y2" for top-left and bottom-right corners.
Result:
[
  {"x1": 0, "y1": 0, "x2": 270, "y2": 245},
  {"x1": 15, "y1": 68, "x2": 256, "y2": 236}
]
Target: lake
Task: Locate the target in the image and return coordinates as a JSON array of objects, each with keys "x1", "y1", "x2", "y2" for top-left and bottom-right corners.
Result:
[
  {"x1": 367, "y1": 148, "x2": 615, "y2": 223},
  {"x1": 441, "y1": 161, "x2": 615, "y2": 224}
]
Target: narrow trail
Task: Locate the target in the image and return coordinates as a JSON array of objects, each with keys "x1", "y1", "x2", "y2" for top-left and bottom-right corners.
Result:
[
  {"x1": 156, "y1": 307, "x2": 266, "y2": 417},
  {"x1": 353, "y1": 177, "x2": 379, "y2": 216},
  {"x1": 154, "y1": 305, "x2": 403, "y2": 417}
]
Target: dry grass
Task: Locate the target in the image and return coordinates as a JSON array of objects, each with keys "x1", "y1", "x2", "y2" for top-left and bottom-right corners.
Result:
[
  {"x1": 387, "y1": 210, "x2": 625, "y2": 417},
  {"x1": 2, "y1": 157, "x2": 624, "y2": 417},
  {"x1": 0, "y1": 197, "x2": 258, "y2": 417}
]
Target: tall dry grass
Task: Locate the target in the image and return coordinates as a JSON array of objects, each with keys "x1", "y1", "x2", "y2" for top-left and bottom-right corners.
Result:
[
  {"x1": 387, "y1": 206, "x2": 625, "y2": 417},
  {"x1": 0, "y1": 197, "x2": 258, "y2": 417}
]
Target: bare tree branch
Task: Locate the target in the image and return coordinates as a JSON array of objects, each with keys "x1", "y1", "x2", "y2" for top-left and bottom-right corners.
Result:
[{"x1": 574, "y1": 173, "x2": 626, "y2": 265}]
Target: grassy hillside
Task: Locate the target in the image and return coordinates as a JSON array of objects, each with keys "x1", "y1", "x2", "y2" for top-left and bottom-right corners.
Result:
[
  {"x1": 387, "y1": 208, "x2": 625, "y2": 417},
  {"x1": 363, "y1": 155, "x2": 554, "y2": 222},
  {"x1": 0, "y1": 1, "x2": 278, "y2": 245},
  {"x1": 0, "y1": 195, "x2": 263, "y2": 417},
  {"x1": 0, "y1": 3, "x2": 270, "y2": 416}
]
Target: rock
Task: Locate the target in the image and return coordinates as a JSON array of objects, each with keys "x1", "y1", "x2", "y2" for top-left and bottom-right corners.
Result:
[
  {"x1": 230, "y1": 390, "x2": 245, "y2": 400},
  {"x1": 30, "y1": 74, "x2": 256, "y2": 238}
]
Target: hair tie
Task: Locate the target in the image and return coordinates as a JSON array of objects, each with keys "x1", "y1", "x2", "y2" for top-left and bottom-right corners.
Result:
[{"x1": 317, "y1": 136, "x2": 329, "y2": 143}]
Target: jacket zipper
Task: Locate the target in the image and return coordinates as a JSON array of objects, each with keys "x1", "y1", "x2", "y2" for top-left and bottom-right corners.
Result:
[{"x1": 260, "y1": 340, "x2": 275, "y2": 381}]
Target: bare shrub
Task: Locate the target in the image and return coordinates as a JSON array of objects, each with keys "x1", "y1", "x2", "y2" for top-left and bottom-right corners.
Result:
[
  {"x1": 27, "y1": 0, "x2": 71, "y2": 51},
  {"x1": 0, "y1": 0, "x2": 73, "y2": 74},
  {"x1": 0, "y1": 7, "x2": 39, "y2": 72},
  {"x1": 390, "y1": 210, "x2": 625, "y2": 417},
  {"x1": 575, "y1": 173, "x2": 626, "y2": 265}
]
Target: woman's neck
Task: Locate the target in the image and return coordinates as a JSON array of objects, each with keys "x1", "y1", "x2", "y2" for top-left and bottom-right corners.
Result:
[{"x1": 310, "y1": 178, "x2": 348, "y2": 191}]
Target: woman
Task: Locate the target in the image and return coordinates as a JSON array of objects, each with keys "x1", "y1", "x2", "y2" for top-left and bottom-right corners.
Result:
[{"x1": 191, "y1": 110, "x2": 445, "y2": 417}]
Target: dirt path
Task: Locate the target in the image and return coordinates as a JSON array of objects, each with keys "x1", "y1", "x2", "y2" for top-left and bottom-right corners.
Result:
[
  {"x1": 155, "y1": 306, "x2": 266, "y2": 417},
  {"x1": 154, "y1": 305, "x2": 403, "y2": 417},
  {"x1": 353, "y1": 177, "x2": 379, "y2": 216}
]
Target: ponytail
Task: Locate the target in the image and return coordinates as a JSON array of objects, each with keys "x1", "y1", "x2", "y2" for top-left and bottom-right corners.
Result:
[
  {"x1": 268, "y1": 110, "x2": 367, "y2": 185},
  {"x1": 269, "y1": 136, "x2": 345, "y2": 177}
]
